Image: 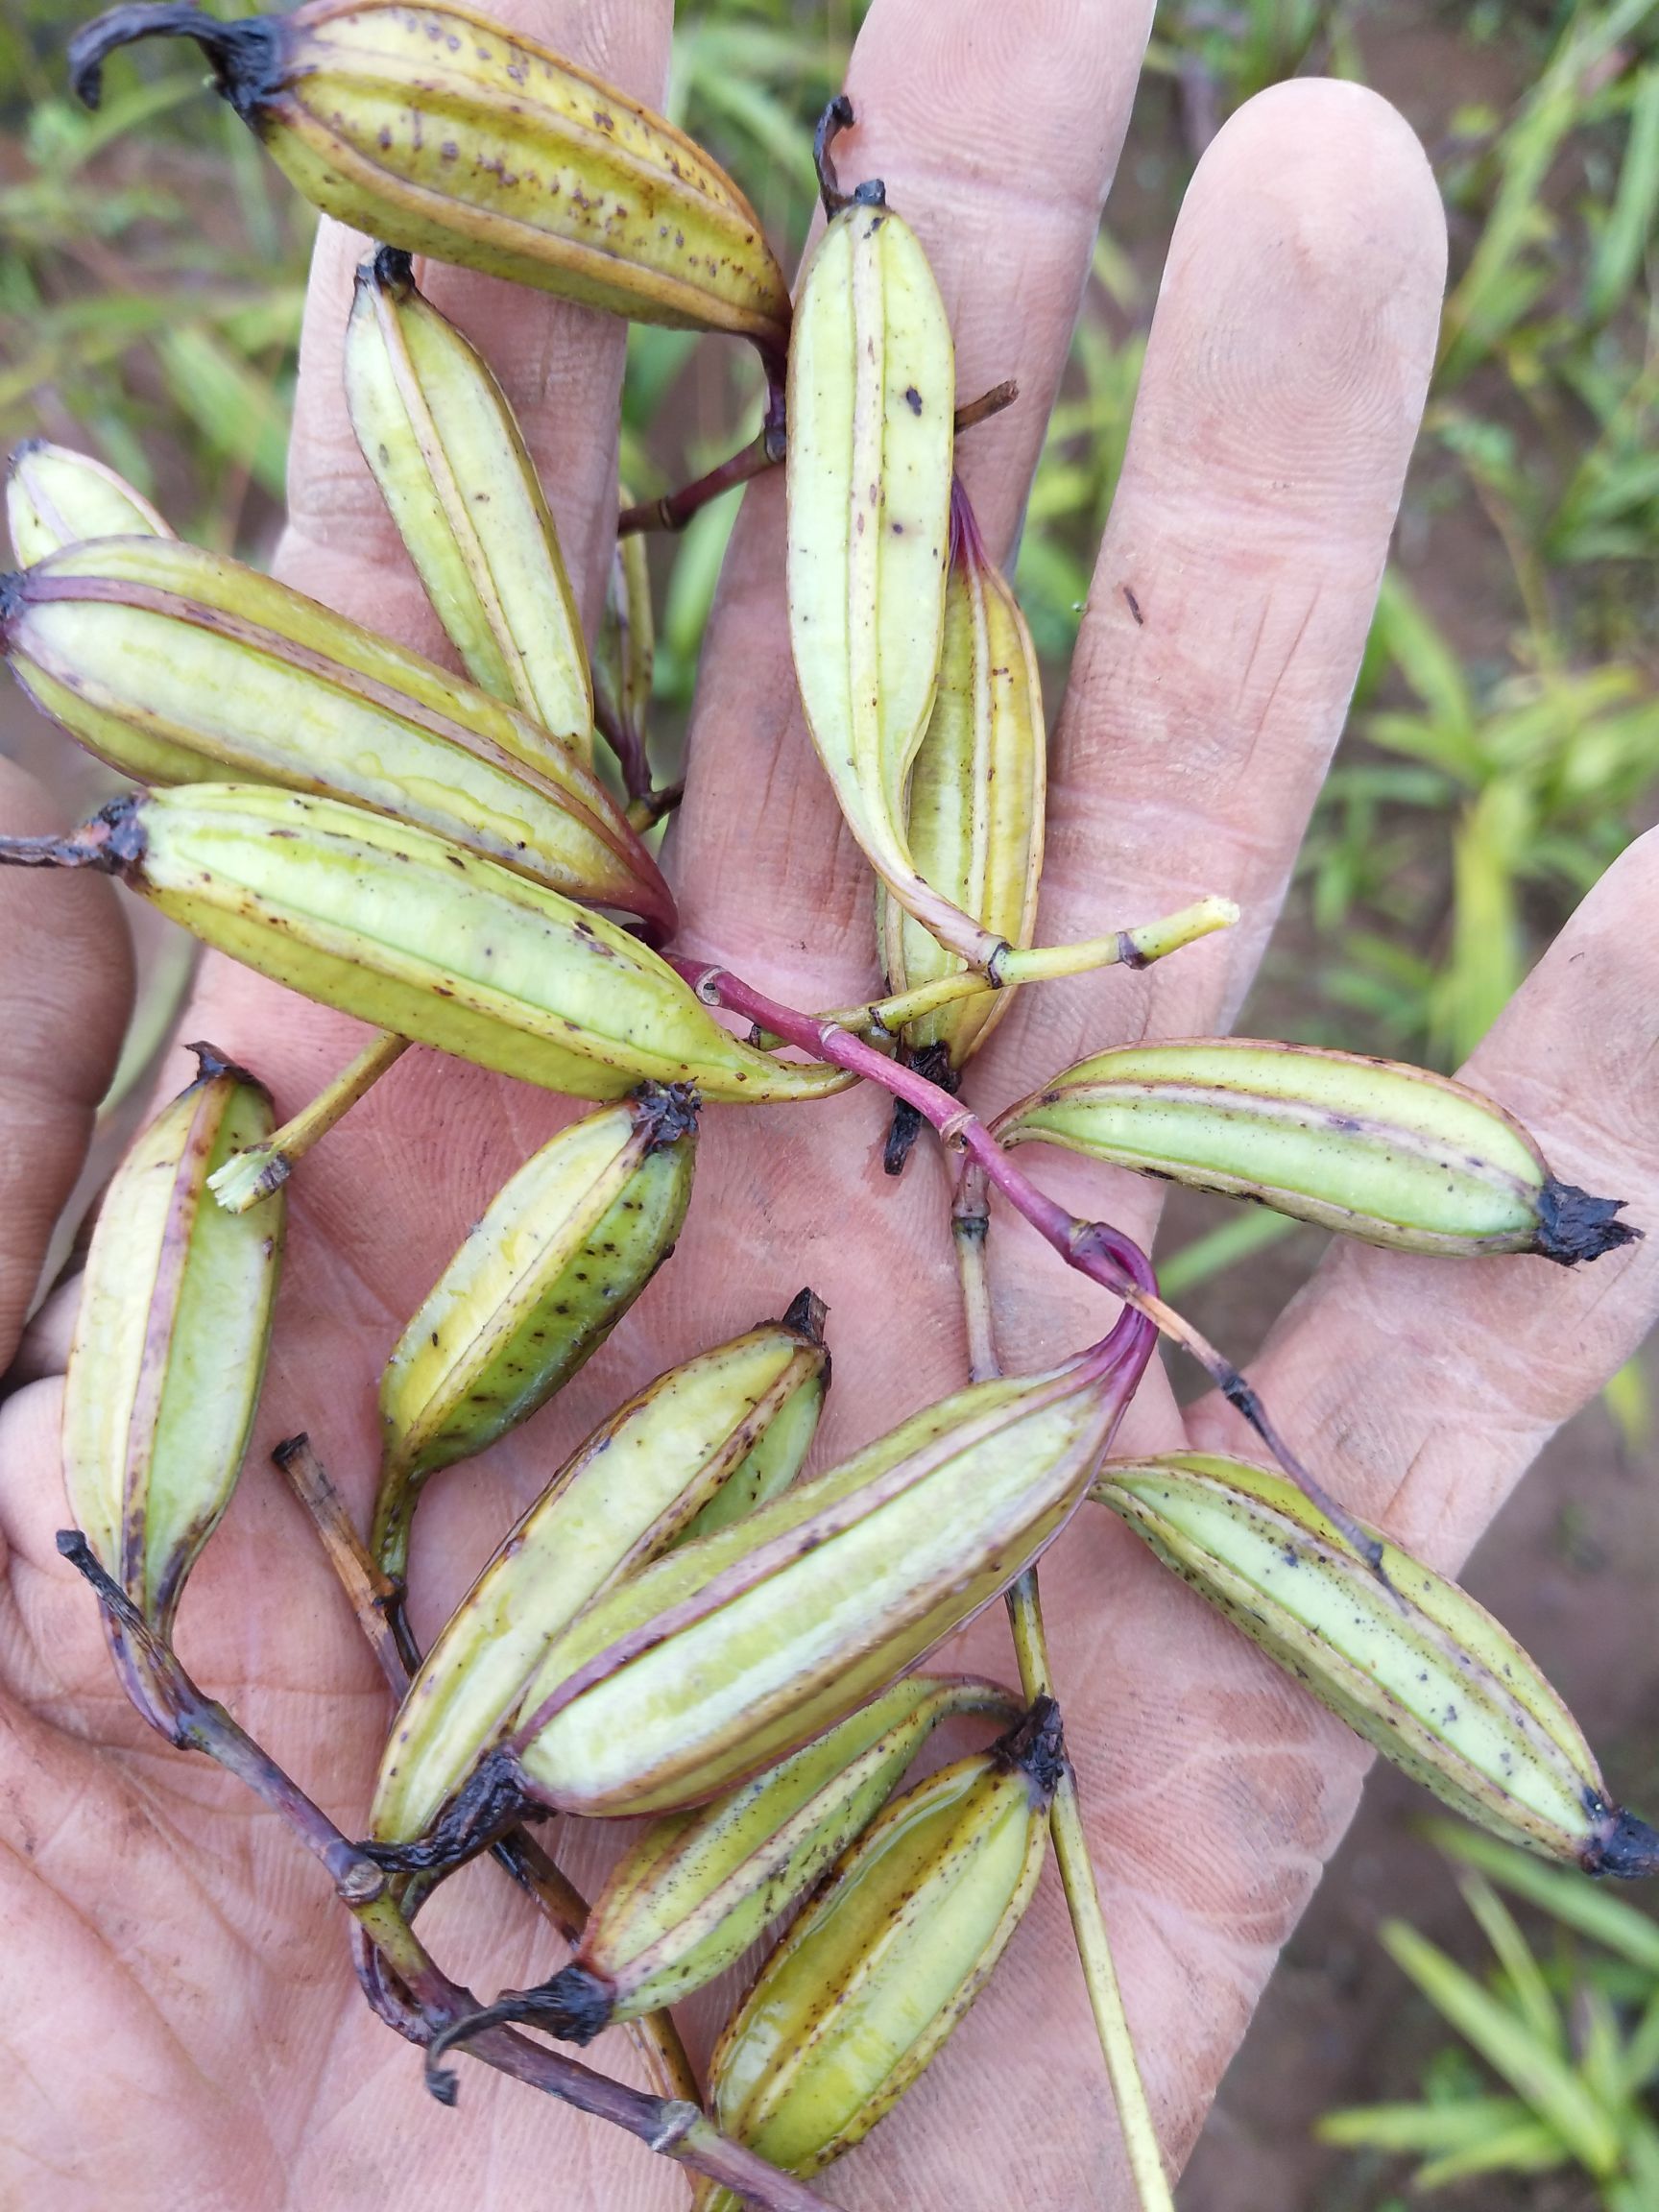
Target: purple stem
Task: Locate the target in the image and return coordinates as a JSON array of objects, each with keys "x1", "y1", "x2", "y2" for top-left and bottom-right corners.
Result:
[{"x1": 671, "y1": 960, "x2": 1383, "y2": 1570}]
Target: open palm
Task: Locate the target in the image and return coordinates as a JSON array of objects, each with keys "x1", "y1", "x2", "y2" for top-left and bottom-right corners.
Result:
[{"x1": 5, "y1": 3, "x2": 1659, "y2": 2204}]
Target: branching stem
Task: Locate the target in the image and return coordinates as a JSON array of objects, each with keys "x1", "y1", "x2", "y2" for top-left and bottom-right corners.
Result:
[
  {"x1": 674, "y1": 956, "x2": 1380, "y2": 1570},
  {"x1": 56, "y1": 1529, "x2": 824, "y2": 2207}
]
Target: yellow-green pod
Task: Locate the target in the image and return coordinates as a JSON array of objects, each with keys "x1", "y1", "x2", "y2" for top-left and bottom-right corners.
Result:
[
  {"x1": 346, "y1": 248, "x2": 591, "y2": 755},
  {"x1": 878, "y1": 495, "x2": 1045, "y2": 1078},
  {"x1": 997, "y1": 1038, "x2": 1636, "y2": 1265},
  {"x1": 371, "y1": 1299, "x2": 829, "y2": 1848},
  {"x1": 0, "y1": 536, "x2": 669, "y2": 934},
  {"x1": 527, "y1": 1673, "x2": 1022, "y2": 2035},
  {"x1": 61, "y1": 1044, "x2": 284, "y2": 1634},
  {"x1": 71, "y1": 4, "x2": 791, "y2": 347},
  {"x1": 20, "y1": 786, "x2": 851, "y2": 1108},
  {"x1": 1093, "y1": 1455, "x2": 1659, "y2": 1877},
  {"x1": 373, "y1": 1088, "x2": 698, "y2": 1586},
  {"x1": 694, "y1": 1701, "x2": 1060, "y2": 2203},
  {"x1": 494, "y1": 1335, "x2": 1145, "y2": 1820},
  {"x1": 8, "y1": 439, "x2": 171, "y2": 565}
]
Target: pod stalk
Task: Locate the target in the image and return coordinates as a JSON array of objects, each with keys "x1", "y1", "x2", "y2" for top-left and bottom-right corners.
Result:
[{"x1": 69, "y1": 6, "x2": 282, "y2": 123}]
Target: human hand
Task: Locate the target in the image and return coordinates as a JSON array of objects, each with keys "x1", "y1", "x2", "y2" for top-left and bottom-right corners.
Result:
[{"x1": 5, "y1": 3, "x2": 1659, "y2": 2205}]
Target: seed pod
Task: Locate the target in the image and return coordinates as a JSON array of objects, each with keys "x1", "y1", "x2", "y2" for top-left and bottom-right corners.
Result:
[
  {"x1": 346, "y1": 247, "x2": 591, "y2": 755},
  {"x1": 372, "y1": 1298, "x2": 830, "y2": 1846},
  {"x1": 71, "y1": 4, "x2": 791, "y2": 347},
  {"x1": 497, "y1": 1328, "x2": 1148, "y2": 1821},
  {"x1": 8, "y1": 439, "x2": 171, "y2": 565},
  {"x1": 997, "y1": 1038, "x2": 1638, "y2": 1265},
  {"x1": 61, "y1": 1044, "x2": 284, "y2": 1635},
  {"x1": 529, "y1": 1673, "x2": 1022, "y2": 2037},
  {"x1": 3, "y1": 785, "x2": 851, "y2": 1106},
  {"x1": 373, "y1": 1087, "x2": 698, "y2": 1585},
  {"x1": 1093, "y1": 1454, "x2": 1659, "y2": 1876},
  {"x1": 693, "y1": 1700, "x2": 1062, "y2": 2204},
  {"x1": 878, "y1": 496, "x2": 1045, "y2": 1074},
  {"x1": 786, "y1": 151, "x2": 974, "y2": 957},
  {"x1": 0, "y1": 537, "x2": 668, "y2": 933}
]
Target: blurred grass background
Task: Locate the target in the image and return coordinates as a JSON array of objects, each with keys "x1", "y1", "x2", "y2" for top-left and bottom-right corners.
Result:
[{"x1": 5, "y1": 4, "x2": 1659, "y2": 2205}]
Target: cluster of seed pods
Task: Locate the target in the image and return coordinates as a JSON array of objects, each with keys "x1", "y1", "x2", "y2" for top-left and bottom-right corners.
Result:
[{"x1": 6, "y1": 9, "x2": 1650, "y2": 2209}]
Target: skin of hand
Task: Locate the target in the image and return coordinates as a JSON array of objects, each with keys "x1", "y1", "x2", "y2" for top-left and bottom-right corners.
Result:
[{"x1": 3, "y1": 2, "x2": 1659, "y2": 2204}]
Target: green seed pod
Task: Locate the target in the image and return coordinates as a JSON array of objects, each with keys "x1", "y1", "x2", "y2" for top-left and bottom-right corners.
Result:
[
  {"x1": 0, "y1": 536, "x2": 668, "y2": 932},
  {"x1": 0, "y1": 786, "x2": 851, "y2": 1107},
  {"x1": 591, "y1": 495, "x2": 654, "y2": 797},
  {"x1": 61, "y1": 1044, "x2": 284, "y2": 1639},
  {"x1": 693, "y1": 1700, "x2": 1062, "y2": 2205},
  {"x1": 996, "y1": 1038, "x2": 1638, "y2": 1265},
  {"x1": 878, "y1": 493, "x2": 1045, "y2": 1076},
  {"x1": 373, "y1": 1087, "x2": 698, "y2": 1586},
  {"x1": 1093, "y1": 1454, "x2": 1659, "y2": 1876},
  {"x1": 488, "y1": 1330, "x2": 1147, "y2": 1823},
  {"x1": 521, "y1": 1673, "x2": 1023, "y2": 2036},
  {"x1": 346, "y1": 247, "x2": 591, "y2": 755},
  {"x1": 786, "y1": 157, "x2": 966, "y2": 960},
  {"x1": 8, "y1": 438, "x2": 171, "y2": 565},
  {"x1": 371, "y1": 1298, "x2": 830, "y2": 1848},
  {"x1": 71, "y1": 4, "x2": 791, "y2": 346}
]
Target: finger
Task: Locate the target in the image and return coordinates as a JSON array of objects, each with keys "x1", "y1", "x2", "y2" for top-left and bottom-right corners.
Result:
[
  {"x1": 671, "y1": 0, "x2": 1158, "y2": 1003},
  {"x1": 1190, "y1": 827, "x2": 1659, "y2": 1564},
  {"x1": 0, "y1": 757, "x2": 132, "y2": 1375},
  {"x1": 964, "y1": 79, "x2": 1445, "y2": 1376},
  {"x1": 277, "y1": 0, "x2": 673, "y2": 641}
]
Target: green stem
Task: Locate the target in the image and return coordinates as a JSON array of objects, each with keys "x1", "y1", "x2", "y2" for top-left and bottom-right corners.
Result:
[
  {"x1": 209, "y1": 1031, "x2": 410, "y2": 1214},
  {"x1": 950, "y1": 1177, "x2": 1176, "y2": 2212}
]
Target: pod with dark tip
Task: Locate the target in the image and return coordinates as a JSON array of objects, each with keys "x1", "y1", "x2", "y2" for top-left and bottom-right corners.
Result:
[
  {"x1": 371, "y1": 1298, "x2": 830, "y2": 1848},
  {"x1": 507, "y1": 1672, "x2": 1024, "y2": 2036},
  {"x1": 0, "y1": 785, "x2": 852, "y2": 1107},
  {"x1": 345, "y1": 247, "x2": 591, "y2": 756},
  {"x1": 1093, "y1": 1453, "x2": 1659, "y2": 1877},
  {"x1": 70, "y1": 3, "x2": 792, "y2": 347},
  {"x1": 997, "y1": 1038, "x2": 1639, "y2": 1264},
  {"x1": 689, "y1": 1700, "x2": 1063, "y2": 2205},
  {"x1": 373, "y1": 1087, "x2": 698, "y2": 1587}
]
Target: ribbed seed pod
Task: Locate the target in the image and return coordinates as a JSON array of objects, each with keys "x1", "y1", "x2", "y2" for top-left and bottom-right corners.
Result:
[
  {"x1": 996, "y1": 1038, "x2": 1638, "y2": 1265},
  {"x1": 71, "y1": 3, "x2": 791, "y2": 346},
  {"x1": 878, "y1": 496, "x2": 1045, "y2": 1073},
  {"x1": 1093, "y1": 1455, "x2": 1659, "y2": 1876},
  {"x1": 692, "y1": 1701, "x2": 1062, "y2": 2206},
  {"x1": 372, "y1": 1298, "x2": 830, "y2": 1847},
  {"x1": 527, "y1": 1673, "x2": 1022, "y2": 2037},
  {"x1": 8, "y1": 439, "x2": 171, "y2": 565},
  {"x1": 0, "y1": 537, "x2": 668, "y2": 932},
  {"x1": 2, "y1": 786, "x2": 851, "y2": 1106},
  {"x1": 61, "y1": 1044, "x2": 284, "y2": 1636},
  {"x1": 346, "y1": 247, "x2": 591, "y2": 755},
  {"x1": 491, "y1": 1328, "x2": 1149, "y2": 1822},
  {"x1": 785, "y1": 164, "x2": 970, "y2": 957},
  {"x1": 373, "y1": 1088, "x2": 697, "y2": 1584}
]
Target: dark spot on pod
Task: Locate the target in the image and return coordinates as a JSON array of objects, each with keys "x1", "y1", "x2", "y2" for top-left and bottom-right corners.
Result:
[{"x1": 904, "y1": 385, "x2": 923, "y2": 415}]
